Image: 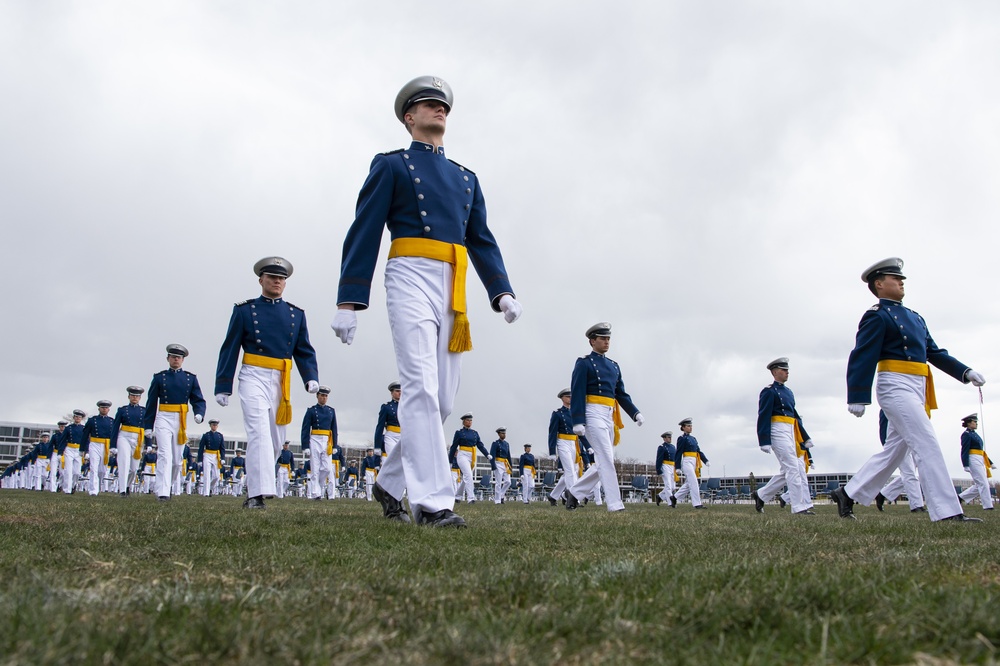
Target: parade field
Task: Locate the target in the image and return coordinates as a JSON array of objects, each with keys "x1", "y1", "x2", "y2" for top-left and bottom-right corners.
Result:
[{"x1": 0, "y1": 493, "x2": 997, "y2": 665}]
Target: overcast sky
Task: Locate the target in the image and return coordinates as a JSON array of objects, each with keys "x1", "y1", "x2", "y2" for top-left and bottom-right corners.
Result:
[{"x1": 3, "y1": 1, "x2": 1000, "y2": 481}]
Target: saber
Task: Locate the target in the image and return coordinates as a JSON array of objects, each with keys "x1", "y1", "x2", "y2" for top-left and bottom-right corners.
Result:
[{"x1": 979, "y1": 387, "x2": 987, "y2": 443}]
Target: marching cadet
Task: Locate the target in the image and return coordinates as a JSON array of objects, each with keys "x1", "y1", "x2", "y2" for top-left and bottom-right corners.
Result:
[
  {"x1": 332, "y1": 75, "x2": 522, "y2": 529},
  {"x1": 230, "y1": 450, "x2": 246, "y2": 497},
  {"x1": 83, "y1": 400, "x2": 115, "y2": 495},
  {"x1": 106, "y1": 448, "x2": 117, "y2": 493},
  {"x1": 329, "y1": 441, "x2": 344, "y2": 499},
  {"x1": 837, "y1": 258, "x2": 985, "y2": 522},
  {"x1": 49, "y1": 420, "x2": 68, "y2": 492},
  {"x1": 450, "y1": 414, "x2": 491, "y2": 504},
  {"x1": 655, "y1": 432, "x2": 676, "y2": 507},
  {"x1": 548, "y1": 388, "x2": 582, "y2": 506},
  {"x1": 874, "y1": 410, "x2": 926, "y2": 512},
  {"x1": 274, "y1": 442, "x2": 296, "y2": 499},
  {"x1": 301, "y1": 385, "x2": 337, "y2": 500},
  {"x1": 519, "y1": 444, "x2": 537, "y2": 504},
  {"x1": 34, "y1": 433, "x2": 53, "y2": 492},
  {"x1": 25, "y1": 441, "x2": 39, "y2": 490},
  {"x1": 214, "y1": 256, "x2": 319, "y2": 510},
  {"x1": 779, "y1": 447, "x2": 814, "y2": 508},
  {"x1": 565, "y1": 323, "x2": 643, "y2": 513},
  {"x1": 141, "y1": 446, "x2": 157, "y2": 494},
  {"x1": 374, "y1": 381, "x2": 401, "y2": 462},
  {"x1": 752, "y1": 358, "x2": 815, "y2": 515},
  {"x1": 344, "y1": 461, "x2": 359, "y2": 499},
  {"x1": 144, "y1": 344, "x2": 207, "y2": 502},
  {"x1": 360, "y1": 447, "x2": 381, "y2": 501},
  {"x1": 110, "y1": 386, "x2": 146, "y2": 497},
  {"x1": 958, "y1": 414, "x2": 994, "y2": 510},
  {"x1": 490, "y1": 427, "x2": 512, "y2": 504},
  {"x1": 185, "y1": 451, "x2": 199, "y2": 495},
  {"x1": 61, "y1": 410, "x2": 88, "y2": 494},
  {"x1": 198, "y1": 419, "x2": 226, "y2": 496},
  {"x1": 673, "y1": 418, "x2": 709, "y2": 509},
  {"x1": 178, "y1": 442, "x2": 191, "y2": 495}
]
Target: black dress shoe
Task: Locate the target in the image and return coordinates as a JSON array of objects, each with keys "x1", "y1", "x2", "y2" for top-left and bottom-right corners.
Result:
[
  {"x1": 794, "y1": 509, "x2": 817, "y2": 515},
  {"x1": 911, "y1": 506, "x2": 927, "y2": 513},
  {"x1": 373, "y1": 483, "x2": 412, "y2": 523},
  {"x1": 157, "y1": 496, "x2": 170, "y2": 502},
  {"x1": 875, "y1": 492, "x2": 886, "y2": 512},
  {"x1": 694, "y1": 505, "x2": 707, "y2": 510},
  {"x1": 778, "y1": 497, "x2": 786, "y2": 509},
  {"x1": 119, "y1": 492, "x2": 128, "y2": 498},
  {"x1": 941, "y1": 514, "x2": 983, "y2": 523},
  {"x1": 831, "y1": 487, "x2": 855, "y2": 519},
  {"x1": 582, "y1": 497, "x2": 589, "y2": 505},
  {"x1": 984, "y1": 507, "x2": 995, "y2": 511},
  {"x1": 416, "y1": 509, "x2": 467, "y2": 528},
  {"x1": 670, "y1": 495, "x2": 677, "y2": 508},
  {"x1": 752, "y1": 491, "x2": 765, "y2": 514},
  {"x1": 243, "y1": 496, "x2": 266, "y2": 509},
  {"x1": 564, "y1": 490, "x2": 579, "y2": 511},
  {"x1": 655, "y1": 495, "x2": 662, "y2": 506},
  {"x1": 547, "y1": 494, "x2": 557, "y2": 506}
]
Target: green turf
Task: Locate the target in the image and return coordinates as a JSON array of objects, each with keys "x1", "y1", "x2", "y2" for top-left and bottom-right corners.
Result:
[{"x1": 0, "y1": 491, "x2": 997, "y2": 665}]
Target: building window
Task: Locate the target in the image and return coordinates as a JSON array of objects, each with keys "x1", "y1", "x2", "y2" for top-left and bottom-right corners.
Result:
[{"x1": 0, "y1": 426, "x2": 20, "y2": 443}]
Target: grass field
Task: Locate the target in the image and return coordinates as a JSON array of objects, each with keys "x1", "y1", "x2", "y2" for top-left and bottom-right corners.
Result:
[{"x1": 0, "y1": 491, "x2": 998, "y2": 665}]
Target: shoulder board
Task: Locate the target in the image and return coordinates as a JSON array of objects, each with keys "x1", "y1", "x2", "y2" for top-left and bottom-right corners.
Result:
[
  {"x1": 447, "y1": 159, "x2": 475, "y2": 174},
  {"x1": 234, "y1": 299, "x2": 252, "y2": 306},
  {"x1": 285, "y1": 301, "x2": 302, "y2": 311},
  {"x1": 867, "y1": 304, "x2": 880, "y2": 312},
  {"x1": 381, "y1": 148, "x2": 404, "y2": 156}
]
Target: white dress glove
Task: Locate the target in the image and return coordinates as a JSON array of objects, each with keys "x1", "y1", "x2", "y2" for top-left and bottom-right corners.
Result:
[
  {"x1": 144, "y1": 430, "x2": 153, "y2": 439},
  {"x1": 498, "y1": 294, "x2": 522, "y2": 324},
  {"x1": 215, "y1": 394, "x2": 229, "y2": 407},
  {"x1": 967, "y1": 370, "x2": 986, "y2": 387},
  {"x1": 488, "y1": 455, "x2": 494, "y2": 461},
  {"x1": 964, "y1": 466, "x2": 971, "y2": 473},
  {"x1": 801, "y1": 439, "x2": 813, "y2": 449},
  {"x1": 193, "y1": 414, "x2": 203, "y2": 424},
  {"x1": 760, "y1": 445, "x2": 772, "y2": 454},
  {"x1": 331, "y1": 309, "x2": 357, "y2": 345},
  {"x1": 634, "y1": 413, "x2": 644, "y2": 426},
  {"x1": 587, "y1": 448, "x2": 595, "y2": 455},
  {"x1": 306, "y1": 381, "x2": 319, "y2": 394},
  {"x1": 331, "y1": 448, "x2": 338, "y2": 455},
  {"x1": 848, "y1": 404, "x2": 866, "y2": 418},
  {"x1": 573, "y1": 424, "x2": 586, "y2": 437}
]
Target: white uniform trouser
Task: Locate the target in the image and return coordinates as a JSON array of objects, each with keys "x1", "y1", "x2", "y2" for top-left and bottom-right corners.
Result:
[
  {"x1": 959, "y1": 454, "x2": 994, "y2": 509},
  {"x1": 327, "y1": 462, "x2": 339, "y2": 499},
  {"x1": 87, "y1": 441, "x2": 107, "y2": 495},
  {"x1": 521, "y1": 472, "x2": 535, "y2": 503},
  {"x1": 571, "y1": 404, "x2": 624, "y2": 511},
  {"x1": 674, "y1": 456, "x2": 702, "y2": 507},
  {"x1": 234, "y1": 474, "x2": 245, "y2": 497},
  {"x1": 47, "y1": 456, "x2": 59, "y2": 492},
  {"x1": 152, "y1": 411, "x2": 183, "y2": 497},
  {"x1": 275, "y1": 466, "x2": 291, "y2": 498},
  {"x1": 493, "y1": 462, "x2": 511, "y2": 503},
  {"x1": 201, "y1": 452, "x2": 220, "y2": 496},
  {"x1": 454, "y1": 451, "x2": 476, "y2": 502},
  {"x1": 759, "y1": 423, "x2": 812, "y2": 512},
  {"x1": 62, "y1": 448, "x2": 82, "y2": 493},
  {"x1": 185, "y1": 473, "x2": 196, "y2": 494},
  {"x1": 361, "y1": 469, "x2": 375, "y2": 500},
  {"x1": 382, "y1": 429, "x2": 401, "y2": 460},
  {"x1": 658, "y1": 465, "x2": 676, "y2": 502},
  {"x1": 308, "y1": 437, "x2": 332, "y2": 499},
  {"x1": 551, "y1": 440, "x2": 580, "y2": 500},
  {"x1": 845, "y1": 371, "x2": 962, "y2": 521},
  {"x1": 239, "y1": 364, "x2": 285, "y2": 498},
  {"x1": 378, "y1": 257, "x2": 460, "y2": 516},
  {"x1": 451, "y1": 470, "x2": 461, "y2": 497},
  {"x1": 34, "y1": 460, "x2": 47, "y2": 491},
  {"x1": 879, "y1": 451, "x2": 924, "y2": 509},
  {"x1": 115, "y1": 431, "x2": 140, "y2": 494},
  {"x1": 141, "y1": 465, "x2": 154, "y2": 493}
]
